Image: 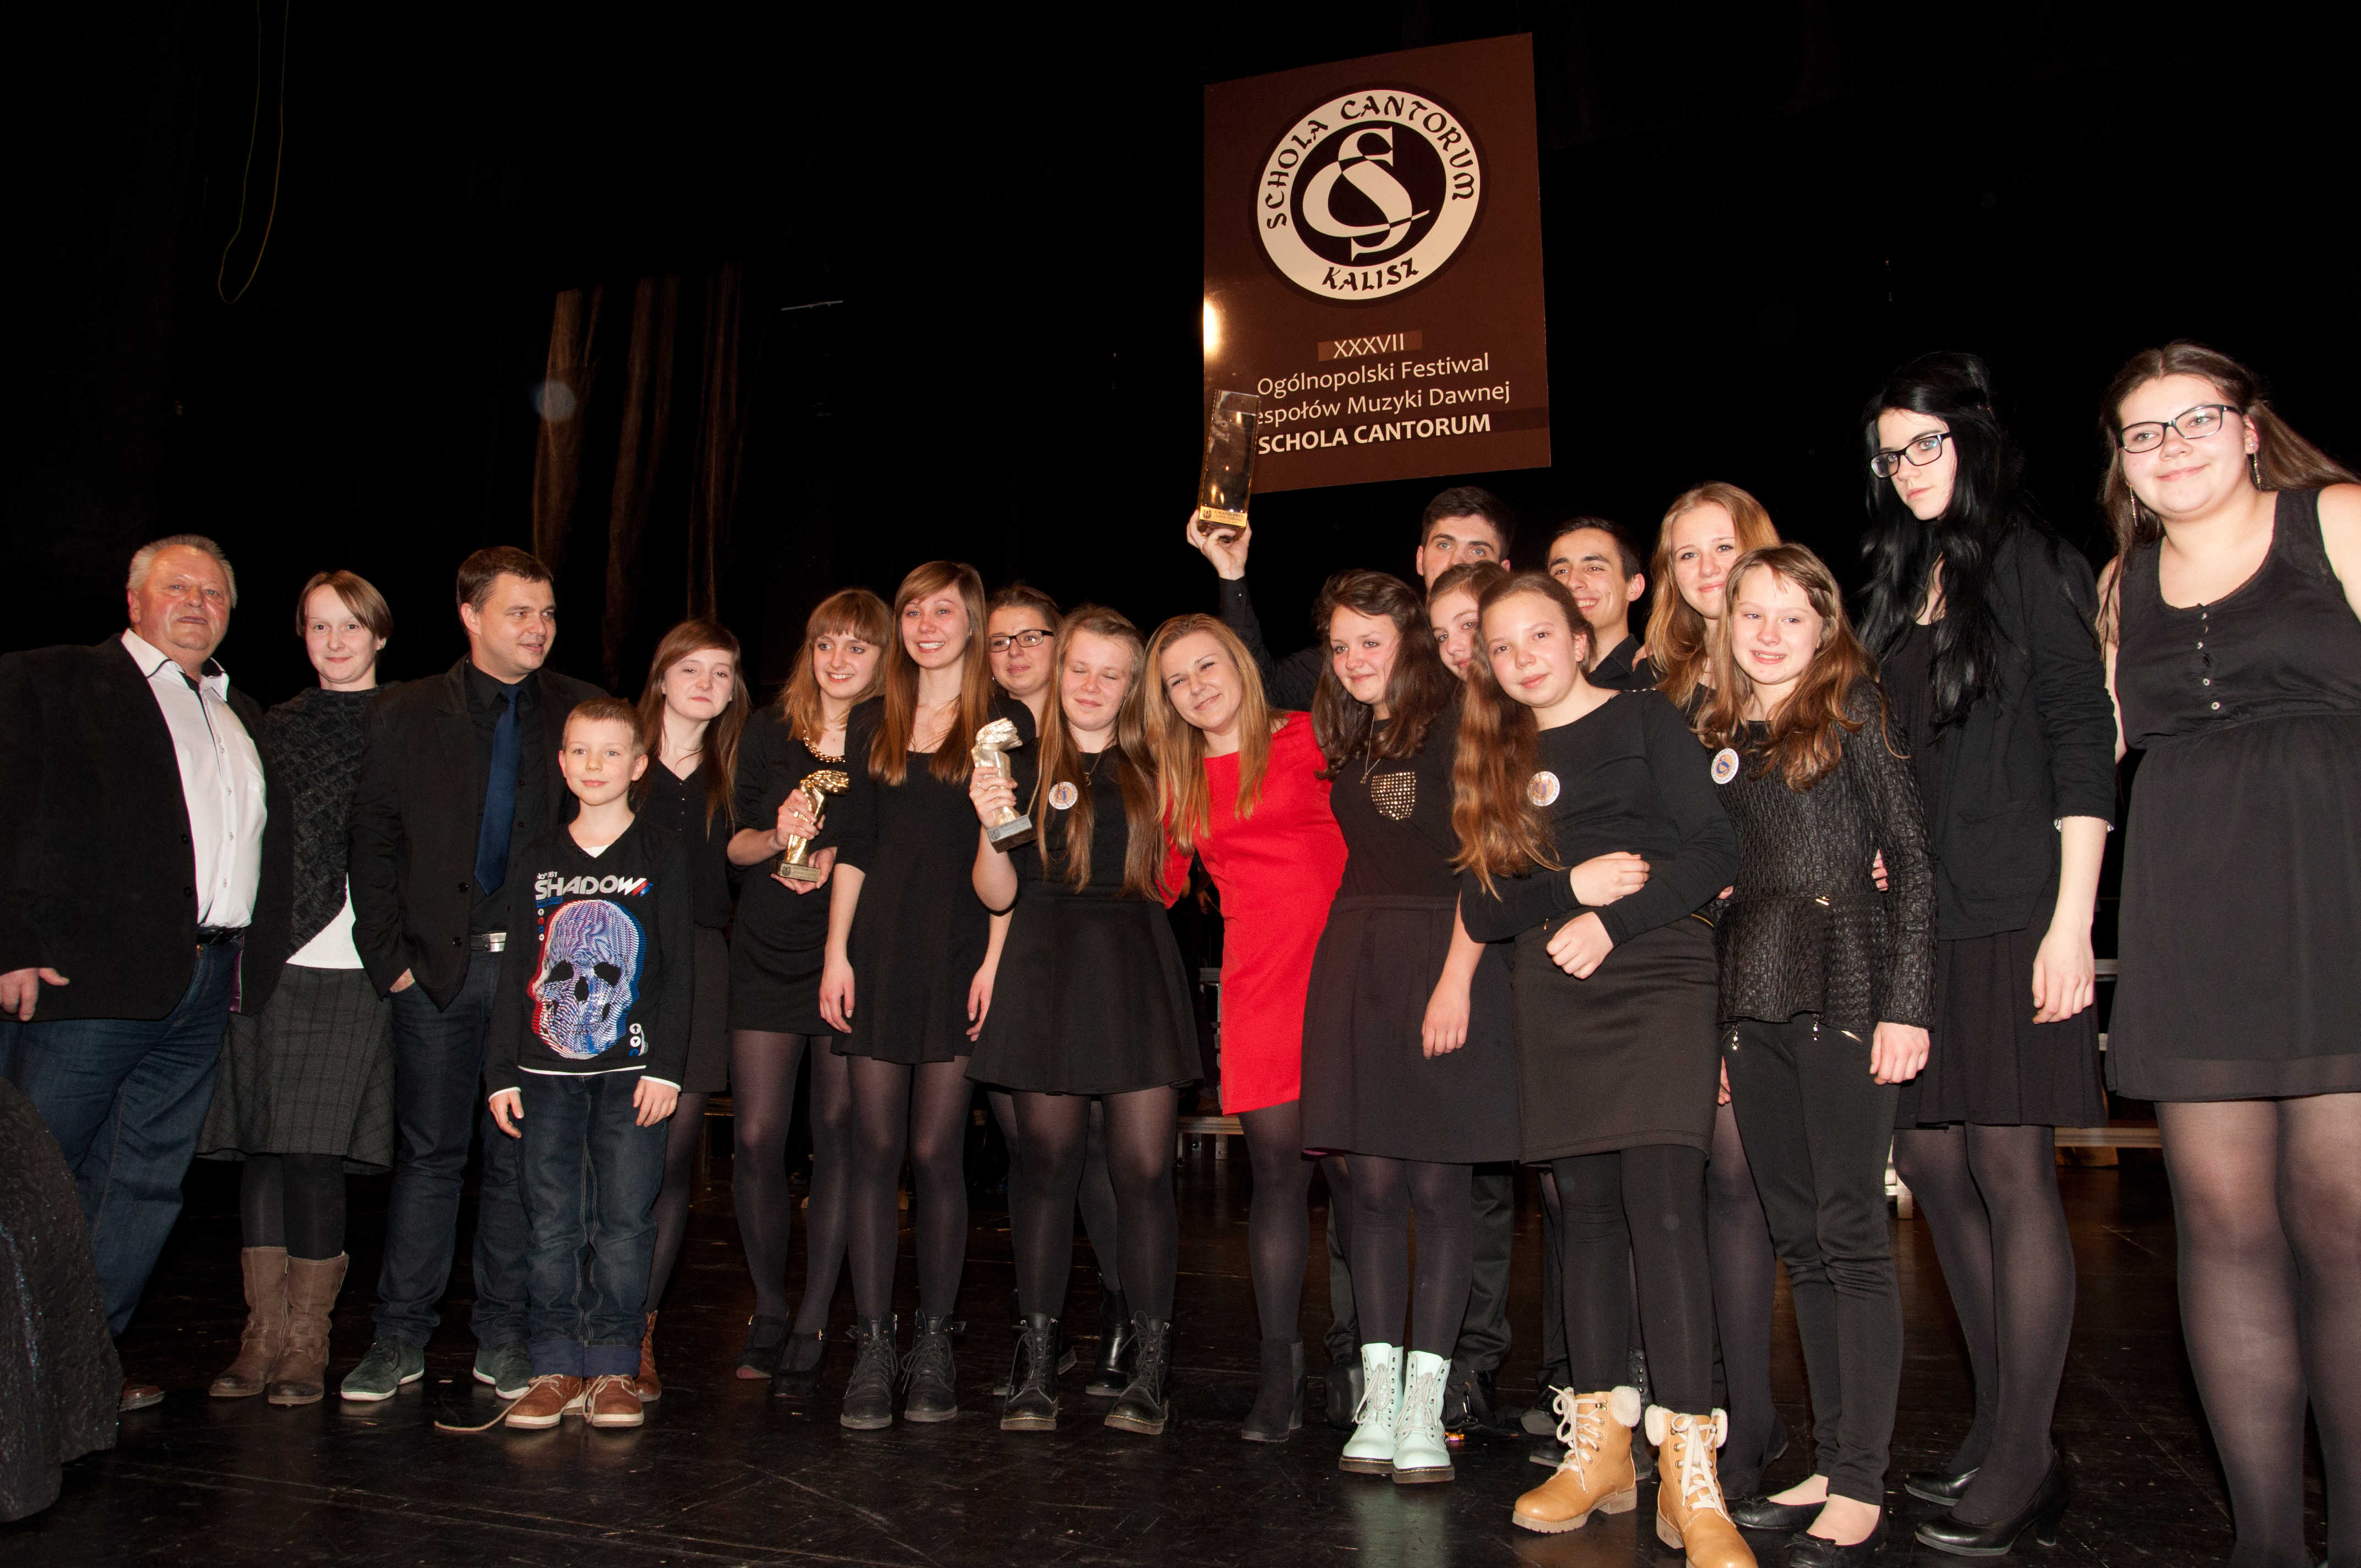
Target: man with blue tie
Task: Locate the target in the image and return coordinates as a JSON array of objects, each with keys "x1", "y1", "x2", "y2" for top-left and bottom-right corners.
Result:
[{"x1": 341, "y1": 547, "x2": 604, "y2": 1403}]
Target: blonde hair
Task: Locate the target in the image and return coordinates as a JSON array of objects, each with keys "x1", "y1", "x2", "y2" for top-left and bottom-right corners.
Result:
[
  {"x1": 1644, "y1": 482, "x2": 1780, "y2": 710},
  {"x1": 1032, "y1": 606, "x2": 1171, "y2": 897},
  {"x1": 1142, "y1": 615, "x2": 1275, "y2": 854}
]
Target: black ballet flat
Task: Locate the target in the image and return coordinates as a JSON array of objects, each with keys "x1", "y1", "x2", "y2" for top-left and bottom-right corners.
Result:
[
  {"x1": 1903, "y1": 1464, "x2": 1979, "y2": 1506},
  {"x1": 1916, "y1": 1458, "x2": 2067, "y2": 1558},
  {"x1": 1784, "y1": 1510, "x2": 1887, "y2": 1567},
  {"x1": 1730, "y1": 1495, "x2": 1827, "y2": 1533}
]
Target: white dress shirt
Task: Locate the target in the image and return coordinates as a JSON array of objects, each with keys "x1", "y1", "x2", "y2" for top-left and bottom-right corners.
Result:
[{"x1": 123, "y1": 629, "x2": 268, "y2": 930}]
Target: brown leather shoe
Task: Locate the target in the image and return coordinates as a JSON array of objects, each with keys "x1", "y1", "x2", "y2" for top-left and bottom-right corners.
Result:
[
  {"x1": 1649, "y1": 1406, "x2": 1756, "y2": 1568},
  {"x1": 1512, "y1": 1387, "x2": 1642, "y2": 1533},
  {"x1": 210, "y1": 1246, "x2": 289, "y2": 1398},
  {"x1": 120, "y1": 1380, "x2": 165, "y2": 1412},
  {"x1": 632, "y1": 1311, "x2": 660, "y2": 1402},
  {"x1": 504, "y1": 1374, "x2": 584, "y2": 1429},
  {"x1": 584, "y1": 1373, "x2": 645, "y2": 1429},
  {"x1": 266, "y1": 1253, "x2": 348, "y2": 1407}
]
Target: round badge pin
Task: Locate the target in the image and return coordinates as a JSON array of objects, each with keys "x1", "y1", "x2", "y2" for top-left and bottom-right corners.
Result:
[
  {"x1": 1048, "y1": 781, "x2": 1079, "y2": 810},
  {"x1": 1527, "y1": 770, "x2": 1561, "y2": 807},
  {"x1": 1711, "y1": 748, "x2": 1742, "y2": 785}
]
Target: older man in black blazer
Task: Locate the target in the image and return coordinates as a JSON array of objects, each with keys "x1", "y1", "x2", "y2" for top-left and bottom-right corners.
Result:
[
  {"x1": 0, "y1": 535, "x2": 291, "y2": 1408},
  {"x1": 338, "y1": 546, "x2": 605, "y2": 1402}
]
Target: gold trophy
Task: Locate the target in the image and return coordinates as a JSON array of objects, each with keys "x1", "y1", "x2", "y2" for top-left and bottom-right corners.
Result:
[
  {"x1": 774, "y1": 769, "x2": 851, "y2": 885},
  {"x1": 972, "y1": 718, "x2": 1036, "y2": 849},
  {"x1": 1194, "y1": 389, "x2": 1263, "y2": 546}
]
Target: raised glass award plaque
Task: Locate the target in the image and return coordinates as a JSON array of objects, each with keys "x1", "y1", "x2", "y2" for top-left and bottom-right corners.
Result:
[{"x1": 1194, "y1": 390, "x2": 1263, "y2": 543}]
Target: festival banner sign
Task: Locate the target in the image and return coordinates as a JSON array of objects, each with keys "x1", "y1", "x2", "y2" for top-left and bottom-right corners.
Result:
[{"x1": 1203, "y1": 34, "x2": 1549, "y2": 494}]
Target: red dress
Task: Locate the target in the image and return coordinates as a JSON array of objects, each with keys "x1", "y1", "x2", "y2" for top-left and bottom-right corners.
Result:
[{"x1": 1166, "y1": 713, "x2": 1348, "y2": 1114}]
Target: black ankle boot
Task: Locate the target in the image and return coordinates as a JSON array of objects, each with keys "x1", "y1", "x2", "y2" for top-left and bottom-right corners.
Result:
[
  {"x1": 736, "y1": 1313, "x2": 791, "y2": 1378},
  {"x1": 1628, "y1": 1348, "x2": 1657, "y2": 1483},
  {"x1": 839, "y1": 1315, "x2": 897, "y2": 1430},
  {"x1": 902, "y1": 1312, "x2": 959, "y2": 1423},
  {"x1": 1916, "y1": 1456, "x2": 2067, "y2": 1557},
  {"x1": 769, "y1": 1329, "x2": 826, "y2": 1401},
  {"x1": 1324, "y1": 1356, "x2": 1363, "y2": 1431},
  {"x1": 992, "y1": 1288, "x2": 1025, "y2": 1395},
  {"x1": 1105, "y1": 1314, "x2": 1171, "y2": 1435},
  {"x1": 1085, "y1": 1284, "x2": 1134, "y2": 1397},
  {"x1": 1000, "y1": 1313, "x2": 1060, "y2": 1431},
  {"x1": 1241, "y1": 1339, "x2": 1304, "y2": 1442}
]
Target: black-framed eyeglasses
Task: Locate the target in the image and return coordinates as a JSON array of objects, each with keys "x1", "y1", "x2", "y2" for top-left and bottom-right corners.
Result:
[
  {"x1": 1869, "y1": 432, "x2": 1951, "y2": 478},
  {"x1": 988, "y1": 629, "x2": 1052, "y2": 652},
  {"x1": 2116, "y1": 404, "x2": 2236, "y2": 454}
]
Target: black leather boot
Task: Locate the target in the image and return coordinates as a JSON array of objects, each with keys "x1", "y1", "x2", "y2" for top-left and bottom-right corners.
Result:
[
  {"x1": 838, "y1": 1316, "x2": 897, "y2": 1430},
  {"x1": 1241, "y1": 1339, "x2": 1304, "y2": 1441},
  {"x1": 1324, "y1": 1355, "x2": 1364, "y2": 1431},
  {"x1": 1627, "y1": 1347, "x2": 1657, "y2": 1483},
  {"x1": 1085, "y1": 1283, "x2": 1134, "y2": 1396},
  {"x1": 1105, "y1": 1314, "x2": 1171, "y2": 1435},
  {"x1": 1000, "y1": 1313, "x2": 1060, "y2": 1431},
  {"x1": 902, "y1": 1312, "x2": 959, "y2": 1423},
  {"x1": 769, "y1": 1329, "x2": 826, "y2": 1401}
]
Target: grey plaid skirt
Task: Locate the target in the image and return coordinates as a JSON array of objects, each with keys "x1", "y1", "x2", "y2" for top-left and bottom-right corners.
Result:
[{"x1": 199, "y1": 963, "x2": 396, "y2": 1173}]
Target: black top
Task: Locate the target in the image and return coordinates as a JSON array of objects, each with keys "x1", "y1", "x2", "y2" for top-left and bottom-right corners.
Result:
[
  {"x1": 488, "y1": 816, "x2": 694, "y2": 1093},
  {"x1": 1587, "y1": 634, "x2": 1649, "y2": 692},
  {"x1": 1714, "y1": 683, "x2": 1936, "y2": 1030},
  {"x1": 1009, "y1": 744, "x2": 1154, "y2": 901},
  {"x1": 1460, "y1": 689, "x2": 1738, "y2": 946},
  {"x1": 265, "y1": 684, "x2": 389, "y2": 952},
  {"x1": 634, "y1": 761, "x2": 737, "y2": 929},
  {"x1": 827, "y1": 695, "x2": 1037, "y2": 870},
  {"x1": 462, "y1": 662, "x2": 551, "y2": 931},
  {"x1": 2117, "y1": 488, "x2": 2361, "y2": 747},
  {"x1": 1331, "y1": 706, "x2": 1466, "y2": 900},
  {"x1": 1217, "y1": 576, "x2": 1323, "y2": 711},
  {"x1": 730, "y1": 710, "x2": 845, "y2": 950}
]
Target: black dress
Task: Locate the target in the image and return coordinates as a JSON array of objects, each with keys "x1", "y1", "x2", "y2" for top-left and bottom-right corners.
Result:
[
  {"x1": 635, "y1": 760, "x2": 738, "y2": 1093},
  {"x1": 1460, "y1": 690, "x2": 1738, "y2": 1162},
  {"x1": 727, "y1": 710, "x2": 841, "y2": 1037},
  {"x1": 2111, "y1": 488, "x2": 2361, "y2": 1100},
  {"x1": 830, "y1": 695, "x2": 1036, "y2": 1065},
  {"x1": 967, "y1": 745, "x2": 1200, "y2": 1095},
  {"x1": 1887, "y1": 624, "x2": 2109, "y2": 1129},
  {"x1": 1300, "y1": 706, "x2": 1517, "y2": 1163}
]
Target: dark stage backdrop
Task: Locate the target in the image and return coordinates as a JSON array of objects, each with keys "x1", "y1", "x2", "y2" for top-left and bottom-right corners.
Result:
[{"x1": 7, "y1": 4, "x2": 2358, "y2": 715}]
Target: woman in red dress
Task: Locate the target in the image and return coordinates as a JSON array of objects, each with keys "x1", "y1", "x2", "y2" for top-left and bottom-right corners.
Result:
[{"x1": 1145, "y1": 614, "x2": 1348, "y2": 1441}]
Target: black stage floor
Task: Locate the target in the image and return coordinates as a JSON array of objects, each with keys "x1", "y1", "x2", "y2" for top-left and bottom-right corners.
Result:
[{"x1": 11, "y1": 1139, "x2": 2311, "y2": 1565}]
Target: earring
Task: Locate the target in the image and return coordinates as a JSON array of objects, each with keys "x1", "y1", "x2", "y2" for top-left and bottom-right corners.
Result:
[{"x1": 2250, "y1": 451, "x2": 2265, "y2": 489}]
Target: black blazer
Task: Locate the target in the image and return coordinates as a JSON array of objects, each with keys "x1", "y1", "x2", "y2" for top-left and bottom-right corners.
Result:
[
  {"x1": 1921, "y1": 530, "x2": 2119, "y2": 940},
  {"x1": 0, "y1": 639, "x2": 291, "y2": 1021},
  {"x1": 347, "y1": 658, "x2": 605, "y2": 1006}
]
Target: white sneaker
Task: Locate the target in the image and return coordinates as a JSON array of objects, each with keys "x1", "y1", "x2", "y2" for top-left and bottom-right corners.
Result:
[{"x1": 1339, "y1": 1344, "x2": 1401, "y2": 1474}]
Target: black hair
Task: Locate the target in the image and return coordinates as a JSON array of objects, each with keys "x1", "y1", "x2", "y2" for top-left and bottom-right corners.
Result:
[
  {"x1": 1548, "y1": 516, "x2": 1643, "y2": 581},
  {"x1": 1421, "y1": 486, "x2": 1514, "y2": 547}
]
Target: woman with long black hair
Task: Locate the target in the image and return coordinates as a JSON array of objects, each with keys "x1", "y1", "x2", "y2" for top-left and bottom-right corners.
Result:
[{"x1": 1854, "y1": 352, "x2": 2116, "y2": 1555}]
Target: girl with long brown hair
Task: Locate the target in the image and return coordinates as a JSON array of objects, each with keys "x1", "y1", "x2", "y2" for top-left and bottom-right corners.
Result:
[
  {"x1": 1142, "y1": 613, "x2": 1348, "y2": 1441},
  {"x1": 964, "y1": 606, "x2": 1197, "y2": 1437},
  {"x1": 624, "y1": 619, "x2": 750, "y2": 1397},
  {"x1": 1452, "y1": 573, "x2": 1744, "y2": 1564},
  {"x1": 1691, "y1": 546, "x2": 1935, "y2": 1563},
  {"x1": 723, "y1": 589, "x2": 888, "y2": 1397},
  {"x1": 809, "y1": 561, "x2": 1030, "y2": 1430},
  {"x1": 2097, "y1": 342, "x2": 2361, "y2": 1568}
]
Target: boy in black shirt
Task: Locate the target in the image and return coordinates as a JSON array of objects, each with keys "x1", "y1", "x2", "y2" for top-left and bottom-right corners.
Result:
[{"x1": 486, "y1": 698, "x2": 692, "y2": 1429}]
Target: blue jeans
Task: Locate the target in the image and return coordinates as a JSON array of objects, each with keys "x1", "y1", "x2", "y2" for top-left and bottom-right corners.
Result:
[
  {"x1": 518, "y1": 1072, "x2": 664, "y2": 1378},
  {"x1": 376, "y1": 949, "x2": 531, "y2": 1348},
  {"x1": 2, "y1": 944, "x2": 237, "y2": 1335}
]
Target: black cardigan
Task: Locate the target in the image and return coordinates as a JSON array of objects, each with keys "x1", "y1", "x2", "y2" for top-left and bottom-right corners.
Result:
[{"x1": 0, "y1": 639, "x2": 291, "y2": 1021}]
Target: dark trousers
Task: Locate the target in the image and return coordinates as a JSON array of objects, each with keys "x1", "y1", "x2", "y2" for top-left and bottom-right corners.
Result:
[
  {"x1": 518, "y1": 1071, "x2": 665, "y2": 1378},
  {"x1": 1724, "y1": 1015, "x2": 1902, "y2": 1506},
  {"x1": 376, "y1": 950, "x2": 530, "y2": 1348},
  {"x1": 2, "y1": 944, "x2": 237, "y2": 1336},
  {"x1": 1459, "y1": 1163, "x2": 1515, "y2": 1371}
]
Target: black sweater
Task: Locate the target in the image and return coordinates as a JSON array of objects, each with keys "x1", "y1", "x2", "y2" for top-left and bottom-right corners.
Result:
[{"x1": 487, "y1": 816, "x2": 693, "y2": 1095}]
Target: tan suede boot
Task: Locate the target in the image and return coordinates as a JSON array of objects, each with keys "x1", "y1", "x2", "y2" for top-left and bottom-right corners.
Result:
[
  {"x1": 1511, "y1": 1386, "x2": 1642, "y2": 1533},
  {"x1": 1648, "y1": 1406, "x2": 1756, "y2": 1568},
  {"x1": 210, "y1": 1246, "x2": 289, "y2": 1398},
  {"x1": 267, "y1": 1253, "x2": 350, "y2": 1406}
]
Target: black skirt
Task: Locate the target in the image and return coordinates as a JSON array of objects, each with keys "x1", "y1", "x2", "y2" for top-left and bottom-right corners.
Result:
[
  {"x1": 1300, "y1": 894, "x2": 1519, "y2": 1163},
  {"x1": 678, "y1": 925, "x2": 731, "y2": 1095},
  {"x1": 1513, "y1": 915, "x2": 1720, "y2": 1162},
  {"x1": 728, "y1": 866, "x2": 833, "y2": 1036},
  {"x1": 968, "y1": 894, "x2": 1200, "y2": 1096},
  {"x1": 198, "y1": 965, "x2": 396, "y2": 1172},
  {"x1": 1895, "y1": 925, "x2": 2107, "y2": 1128}
]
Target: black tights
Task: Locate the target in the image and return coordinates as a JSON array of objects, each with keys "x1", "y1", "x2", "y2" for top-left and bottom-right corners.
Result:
[
  {"x1": 1350, "y1": 1156, "x2": 1472, "y2": 1357},
  {"x1": 991, "y1": 1088, "x2": 1123, "y2": 1294},
  {"x1": 1238, "y1": 1099, "x2": 1350, "y2": 1342},
  {"x1": 1891, "y1": 1123, "x2": 2074, "y2": 1525},
  {"x1": 643, "y1": 1091, "x2": 709, "y2": 1309},
  {"x1": 1709, "y1": 1098, "x2": 1783, "y2": 1469},
  {"x1": 1554, "y1": 1145, "x2": 1714, "y2": 1414},
  {"x1": 846, "y1": 1055, "x2": 972, "y2": 1320},
  {"x1": 729, "y1": 1032, "x2": 853, "y2": 1332},
  {"x1": 2160, "y1": 1095, "x2": 2361, "y2": 1568},
  {"x1": 1009, "y1": 1087, "x2": 1178, "y2": 1321},
  {"x1": 237, "y1": 1152, "x2": 346, "y2": 1260}
]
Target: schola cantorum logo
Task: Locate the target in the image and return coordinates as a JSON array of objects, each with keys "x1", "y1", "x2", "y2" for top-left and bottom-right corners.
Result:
[{"x1": 1256, "y1": 87, "x2": 1483, "y2": 302}]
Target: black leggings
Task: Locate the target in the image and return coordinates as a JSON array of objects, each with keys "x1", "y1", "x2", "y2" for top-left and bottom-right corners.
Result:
[
  {"x1": 1238, "y1": 1099, "x2": 1350, "y2": 1343},
  {"x1": 1351, "y1": 1156, "x2": 1473, "y2": 1357},
  {"x1": 846, "y1": 1054, "x2": 973, "y2": 1320},
  {"x1": 728, "y1": 1032, "x2": 853, "y2": 1332},
  {"x1": 1554, "y1": 1144, "x2": 1714, "y2": 1414},
  {"x1": 237, "y1": 1151, "x2": 346, "y2": 1260},
  {"x1": 1009, "y1": 1087, "x2": 1178, "y2": 1321},
  {"x1": 643, "y1": 1091, "x2": 710, "y2": 1309},
  {"x1": 1709, "y1": 1098, "x2": 1782, "y2": 1467},
  {"x1": 991, "y1": 1088, "x2": 1123, "y2": 1294}
]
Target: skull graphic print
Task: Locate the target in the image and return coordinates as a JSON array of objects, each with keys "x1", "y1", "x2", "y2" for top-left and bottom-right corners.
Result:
[{"x1": 530, "y1": 897, "x2": 646, "y2": 1060}]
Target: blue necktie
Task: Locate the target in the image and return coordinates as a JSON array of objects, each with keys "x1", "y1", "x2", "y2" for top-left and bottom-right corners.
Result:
[{"x1": 475, "y1": 684, "x2": 522, "y2": 897}]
